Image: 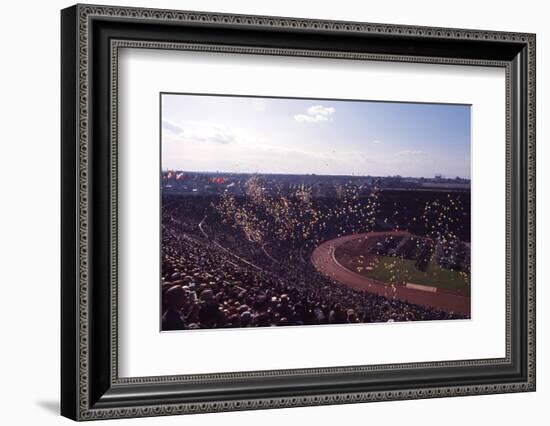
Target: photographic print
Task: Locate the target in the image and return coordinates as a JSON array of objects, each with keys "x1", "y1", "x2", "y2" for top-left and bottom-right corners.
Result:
[{"x1": 160, "y1": 94, "x2": 471, "y2": 331}]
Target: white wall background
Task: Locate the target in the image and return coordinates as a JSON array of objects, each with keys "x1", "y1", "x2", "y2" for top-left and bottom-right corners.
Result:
[{"x1": 0, "y1": 0, "x2": 546, "y2": 424}]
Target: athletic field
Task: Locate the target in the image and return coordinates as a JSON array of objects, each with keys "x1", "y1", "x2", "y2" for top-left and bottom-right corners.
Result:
[{"x1": 311, "y1": 231, "x2": 471, "y2": 315}]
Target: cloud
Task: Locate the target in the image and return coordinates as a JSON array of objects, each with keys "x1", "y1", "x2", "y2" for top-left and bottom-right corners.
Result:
[
  {"x1": 396, "y1": 150, "x2": 424, "y2": 156},
  {"x1": 191, "y1": 125, "x2": 237, "y2": 144},
  {"x1": 371, "y1": 140, "x2": 382, "y2": 144},
  {"x1": 164, "y1": 121, "x2": 241, "y2": 145},
  {"x1": 294, "y1": 105, "x2": 335, "y2": 123},
  {"x1": 162, "y1": 120, "x2": 184, "y2": 135}
]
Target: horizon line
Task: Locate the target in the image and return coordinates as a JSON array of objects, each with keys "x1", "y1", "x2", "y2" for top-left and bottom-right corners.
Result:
[{"x1": 161, "y1": 169, "x2": 471, "y2": 180}]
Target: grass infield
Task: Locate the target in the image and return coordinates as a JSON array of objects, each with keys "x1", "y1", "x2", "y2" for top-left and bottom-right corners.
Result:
[{"x1": 334, "y1": 236, "x2": 470, "y2": 295}]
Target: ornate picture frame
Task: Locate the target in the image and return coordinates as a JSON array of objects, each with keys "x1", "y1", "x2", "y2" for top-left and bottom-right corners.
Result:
[{"x1": 61, "y1": 4, "x2": 535, "y2": 421}]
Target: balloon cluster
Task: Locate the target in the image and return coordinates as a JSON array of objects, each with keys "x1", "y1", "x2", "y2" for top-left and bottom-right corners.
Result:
[{"x1": 213, "y1": 176, "x2": 380, "y2": 249}]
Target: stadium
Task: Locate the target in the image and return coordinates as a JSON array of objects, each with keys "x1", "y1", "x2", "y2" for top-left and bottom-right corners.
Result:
[{"x1": 161, "y1": 172, "x2": 471, "y2": 331}]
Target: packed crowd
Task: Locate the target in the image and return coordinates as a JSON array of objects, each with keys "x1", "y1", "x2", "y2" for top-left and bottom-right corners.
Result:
[{"x1": 161, "y1": 195, "x2": 469, "y2": 331}]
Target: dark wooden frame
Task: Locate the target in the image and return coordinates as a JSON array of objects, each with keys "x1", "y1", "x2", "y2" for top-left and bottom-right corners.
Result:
[{"x1": 61, "y1": 4, "x2": 536, "y2": 421}]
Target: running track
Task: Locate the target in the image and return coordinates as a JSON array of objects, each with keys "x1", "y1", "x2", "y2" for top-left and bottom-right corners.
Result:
[{"x1": 310, "y1": 231, "x2": 471, "y2": 316}]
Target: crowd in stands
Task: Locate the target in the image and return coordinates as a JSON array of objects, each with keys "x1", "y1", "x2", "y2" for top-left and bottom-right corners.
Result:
[{"x1": 161, "y1": 195, "x2": 468, "y2": 331}]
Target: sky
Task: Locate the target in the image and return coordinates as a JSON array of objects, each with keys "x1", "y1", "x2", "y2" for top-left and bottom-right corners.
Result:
[{"x1": 161, "y1": 93, "x2": 471, "y2": 179}]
